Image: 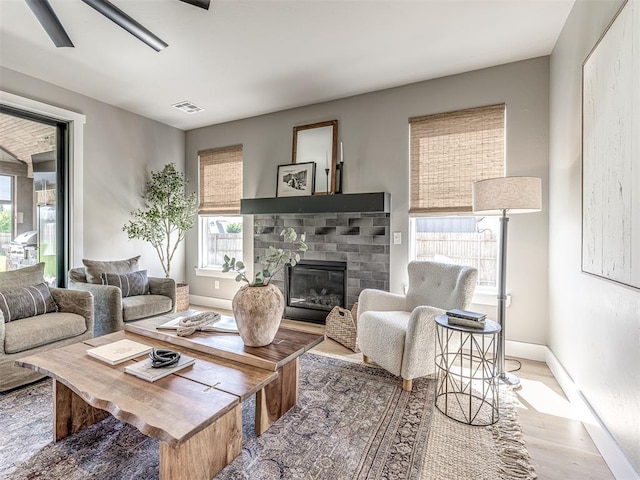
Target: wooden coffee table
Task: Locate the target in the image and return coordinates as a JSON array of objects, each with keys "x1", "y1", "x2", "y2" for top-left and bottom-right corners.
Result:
[
  {"x1": 125, "y1": 312, "x2": 324, "y2": 434},
  {"x1": 16, "y1": 318, "x2": 323, "y2": 480}
]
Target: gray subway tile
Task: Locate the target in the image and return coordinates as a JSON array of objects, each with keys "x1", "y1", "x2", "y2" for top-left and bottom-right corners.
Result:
[
  {"x1": 348, "y1": 235, "x2": 371, "y2": 245},
  {"x1": 348, "y1": 217, "x2": 373, "y2": 227}
]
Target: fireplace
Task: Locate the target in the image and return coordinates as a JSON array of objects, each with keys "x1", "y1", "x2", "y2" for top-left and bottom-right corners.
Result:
[{"x1": 284, "y1": 260, "x2": 347, "y2": 324}]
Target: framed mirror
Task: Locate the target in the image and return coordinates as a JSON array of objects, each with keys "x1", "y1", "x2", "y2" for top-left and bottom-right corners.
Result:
[{"x1": 292, "y1": 120, "x2": 338, "y2": 195}]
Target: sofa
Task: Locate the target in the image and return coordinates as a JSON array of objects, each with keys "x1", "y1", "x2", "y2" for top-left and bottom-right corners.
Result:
[
  {"x1": 0, "y1": 263, "x2": 94, "y2": 392},
  {"x1": 68, "y1": 256, "x2": 176, "y2": 337}
]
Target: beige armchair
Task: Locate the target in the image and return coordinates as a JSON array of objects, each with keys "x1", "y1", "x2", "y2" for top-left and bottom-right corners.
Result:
[
  {"x1": 68, "y1": 257, "x2": 176, "y2": 337},
  {"x1": 0, "y1": 263, "x2": 94, "y2": 392},
  {"x1": 357, "y1": 261, "x2": 478, "y2": 391}
]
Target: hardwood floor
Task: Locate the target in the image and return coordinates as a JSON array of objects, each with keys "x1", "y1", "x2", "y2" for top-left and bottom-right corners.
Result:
[
  {"x1": 280, "y1": 318, "x2": 616, "y2": 480},
  {"x1": 196, "y1": 310, "x2": 615, "y2": 479}
]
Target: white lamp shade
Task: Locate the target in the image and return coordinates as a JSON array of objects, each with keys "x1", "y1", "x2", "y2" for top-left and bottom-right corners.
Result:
[{"x1": 472, "y1": 176, "x2": 542, "y2": 215}]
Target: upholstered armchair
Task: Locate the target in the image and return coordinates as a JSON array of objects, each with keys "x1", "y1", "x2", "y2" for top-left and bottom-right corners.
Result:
[
  {"x1": 0, "y1": 263, "x2": 94, "y2": 391},
  {"x1": 357, "y1": 261, "x2": 478, "y2": 391},
  {"x1": 68, "y1": 256, "x2": 176, "y2": 337}
]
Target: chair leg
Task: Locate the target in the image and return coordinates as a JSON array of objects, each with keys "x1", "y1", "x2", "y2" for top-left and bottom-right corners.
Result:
[{"x1": 402, "y1": 378, "x2": 413, "y2": 392}]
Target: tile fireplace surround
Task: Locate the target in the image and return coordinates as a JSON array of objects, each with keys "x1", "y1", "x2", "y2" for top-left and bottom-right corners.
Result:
[{"x1": 253, "y1": 212, "x2": 390, "y2": 310}]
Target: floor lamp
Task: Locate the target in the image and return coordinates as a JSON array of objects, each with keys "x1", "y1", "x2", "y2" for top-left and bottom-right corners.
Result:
[{"x1": 472, "y1": 176, "x2": 542, "y2": 387}]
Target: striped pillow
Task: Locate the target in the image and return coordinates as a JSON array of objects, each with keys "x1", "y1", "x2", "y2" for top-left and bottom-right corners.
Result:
[
  {"x1": 101, "y1": 270, "x2": 149, "y2": 297},
  {"x1": 0, "y1": 283, "x2": 59, "y2": 323}
]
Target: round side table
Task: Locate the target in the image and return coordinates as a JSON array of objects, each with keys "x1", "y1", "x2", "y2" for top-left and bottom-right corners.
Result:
[{"x1": 434, "y1": 314, "x2": 501, "y2": 426}]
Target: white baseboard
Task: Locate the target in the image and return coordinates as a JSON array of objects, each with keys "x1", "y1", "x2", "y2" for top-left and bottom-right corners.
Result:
[
  {"x1": 189, "y1": 295, "x2": 233, "y2": 311},
  {"x1": 545, "y1": 349, "x2": 639, "y2": 480},
  {"x1": 506, "y1": 340, "x2": 547, "y2": 362}
]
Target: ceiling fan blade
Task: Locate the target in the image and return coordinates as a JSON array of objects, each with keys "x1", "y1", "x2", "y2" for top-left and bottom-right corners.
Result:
[
  {"x1": 179, "y1": 0, "x2": 211, "y2": 10},
  {"x1": 25, "y1": 0, "x2": 74, "y2": 48},
  {"x1": 81, "y1": 0, "x2": 168, "y2": 52}
]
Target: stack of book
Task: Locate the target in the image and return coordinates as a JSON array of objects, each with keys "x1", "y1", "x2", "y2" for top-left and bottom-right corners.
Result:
[
  {"x1": 445, "y1": 309, "x2": 487, "y2": 329},
  {"x1": 86, "y1": 339, "x2": 153, "y2": 365}
]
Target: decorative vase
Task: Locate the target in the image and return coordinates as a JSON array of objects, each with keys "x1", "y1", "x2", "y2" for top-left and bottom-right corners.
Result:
[{"x1": 232, "y1": 283, "x2": 284, "y2": 347}]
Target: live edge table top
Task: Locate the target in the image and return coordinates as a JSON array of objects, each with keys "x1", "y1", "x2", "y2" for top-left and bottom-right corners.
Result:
[
  {"x1": 124, "y1": 312, "x2": 324, "y2": 372},
  {"x1": 15, "y1": 333, "x2": 254, "y2": 448}
]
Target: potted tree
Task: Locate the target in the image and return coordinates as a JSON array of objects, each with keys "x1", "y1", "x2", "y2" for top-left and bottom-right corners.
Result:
[
  {"x1": 222, "y1": 227, "x2": 307, "y2": 346},
  {"x1": 122, "y1": 163, "x2": 197, "y2": 310}
]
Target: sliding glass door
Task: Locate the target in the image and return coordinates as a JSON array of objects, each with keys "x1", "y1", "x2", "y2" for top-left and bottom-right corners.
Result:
[{"x1": 0, "y1": 106, "x2": 69, "y2": 286}]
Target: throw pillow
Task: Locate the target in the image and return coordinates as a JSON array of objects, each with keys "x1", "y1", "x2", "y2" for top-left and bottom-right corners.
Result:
[
  {"x1": 83, "y1": 256, "x2": 141, "y2": 284},
  {"x1": 0, "y1": 263, "x2": 46, "y2": 289},
  {"x1": 101, "y1": 270, "x2": 149, "y2": 297},
  {"x1": 0, "y1": 282, "x2": 58, "y2": 323}
]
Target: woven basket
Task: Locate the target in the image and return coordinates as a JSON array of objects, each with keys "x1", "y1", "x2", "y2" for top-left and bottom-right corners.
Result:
[
  {"x1": 325, "y1": 303, "x2": 359, "y2": 352},
  {"x1": 176, "y1": 283, "x2": 189, "y2": 312}
]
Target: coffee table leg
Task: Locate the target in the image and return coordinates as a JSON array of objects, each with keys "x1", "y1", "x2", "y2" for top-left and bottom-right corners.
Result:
[
  {"x1": 255, "y1": 357, "x2": 299, "y2": 435},
  {"x1": 159, "y1": 404, "x2": 242, "y2": 480},
  {"x1": 53, "y1": 379, "x2": 109, "y2": 441}
]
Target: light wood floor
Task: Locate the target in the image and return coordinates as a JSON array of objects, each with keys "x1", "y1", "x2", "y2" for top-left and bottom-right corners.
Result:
[{"x1": 280, "y1": 318, "x2": 616, "y2": 480}]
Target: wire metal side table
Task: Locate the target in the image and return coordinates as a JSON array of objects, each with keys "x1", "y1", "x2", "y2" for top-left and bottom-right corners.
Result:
[{"x1": 434, "y1": 314, "x2": 501, "y2": 426}]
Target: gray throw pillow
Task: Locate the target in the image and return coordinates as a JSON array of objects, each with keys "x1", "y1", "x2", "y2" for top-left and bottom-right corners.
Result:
[
  {"x1": 101, "y1": 270, "x2": 149, "y2": 297},
  {"x1": 0, "y1": 282, "x2": 58, "y2": 323},
  {"x1": 82, "y1": 256, "x2": 141, "y2": 284},
  {"x1": 0, "y1": 263, "x2": 46, "y2": 289}
]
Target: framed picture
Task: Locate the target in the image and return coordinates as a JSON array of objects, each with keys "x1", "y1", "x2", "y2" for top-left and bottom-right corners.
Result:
[
  {"x1": 276, "y1": 162, "x2": 315, "y2": 197},
  {"x1": 582, "y1": 0, "x2": 640, "y2": 289}
]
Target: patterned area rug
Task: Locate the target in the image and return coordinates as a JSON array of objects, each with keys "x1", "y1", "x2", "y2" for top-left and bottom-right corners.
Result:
[{"x1": 0, "y1": 353, "x2": 535, "y2": 479}]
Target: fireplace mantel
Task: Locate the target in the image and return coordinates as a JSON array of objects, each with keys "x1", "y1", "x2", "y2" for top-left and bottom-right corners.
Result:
[{"x1": 241, "y1": 192, "x2": 390, "y2": 215}]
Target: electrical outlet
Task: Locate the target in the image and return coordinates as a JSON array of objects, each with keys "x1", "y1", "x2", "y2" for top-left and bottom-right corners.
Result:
[
  {"x1": 214, "y1": 280, "x2": 220, "y2": 289},
  {"x1": 393, "y1": 231, "x2": 402, "y2": 244}
]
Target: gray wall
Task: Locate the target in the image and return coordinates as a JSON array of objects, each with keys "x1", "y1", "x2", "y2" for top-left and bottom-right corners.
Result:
[
  {"x1": 549, "y1": 0, "x2": 640, "y2": 471},
  {"x1": 1, "y1": 67, "x2": 186, "y2": 280},
  {"x1": 185, "y1": 57, "x2": 550, "y2": 345}
]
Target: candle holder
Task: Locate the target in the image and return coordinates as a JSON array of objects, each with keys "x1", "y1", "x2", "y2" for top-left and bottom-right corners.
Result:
[
  {"x1": 336, "y1": 161, "x2": 344, "y2": 194},
  {"x1": 324, "y1": 168, "x2": 330, "y2": 195}
]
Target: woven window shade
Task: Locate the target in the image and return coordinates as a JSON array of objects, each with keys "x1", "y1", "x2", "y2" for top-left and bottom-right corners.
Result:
[
  {"x1": 198, "y1": 145, "x2": 243, "y2": 215},
  {"x1": 409, "y1": 104, "x2": 505, "y2": 215}
]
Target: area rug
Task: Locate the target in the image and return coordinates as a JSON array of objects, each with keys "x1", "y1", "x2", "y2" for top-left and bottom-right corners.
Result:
[{"x1": 0, "y1": 353, "x2": 535, "y2": 479}]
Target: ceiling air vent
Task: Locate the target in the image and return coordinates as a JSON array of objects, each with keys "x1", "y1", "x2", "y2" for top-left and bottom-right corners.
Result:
[{"x1": 172, "y1": 101, "x2": 204, "y2": 114}]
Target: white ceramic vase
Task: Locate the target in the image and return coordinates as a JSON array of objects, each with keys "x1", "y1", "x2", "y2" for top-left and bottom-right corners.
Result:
[{"x1": 232, "y1": 283, "x2": 284, "y2": 347}]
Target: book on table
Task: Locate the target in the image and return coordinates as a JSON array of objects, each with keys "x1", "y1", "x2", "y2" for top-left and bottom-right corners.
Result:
[
  {"x1": 156, "y1": 314, "x2": 239, "y2": 333},
  {"x1": 86, "y1": 339, "x2": 153, "y2": 365},
  {"x1": 445, "y1": 309, "x2": 487, "y2": 322},
  {"x1": 124, "y1": 354, "x2": 195, "y2": 382},
  {"x1": 446, "y1": 316, "x2": 486, "y2": 329}
]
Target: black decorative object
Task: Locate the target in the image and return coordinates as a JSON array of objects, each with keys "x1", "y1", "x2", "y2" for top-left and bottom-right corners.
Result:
[{"x1": 335, "y1": 161, "x2": 344, "y2": 194}]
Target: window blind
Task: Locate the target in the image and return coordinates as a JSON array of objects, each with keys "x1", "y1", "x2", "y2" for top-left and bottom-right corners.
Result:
[
  {"x1": 198, "y1": 145, "x2": 243, "y2": 215},
  {"x1": 409, "y1": 104, "x2": 505, "y2": 215}
]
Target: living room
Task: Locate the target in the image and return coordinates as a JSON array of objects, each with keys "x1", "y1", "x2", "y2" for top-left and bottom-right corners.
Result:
[{"x1": 1, "y1": 1, "x2": 638, "y2": 479}]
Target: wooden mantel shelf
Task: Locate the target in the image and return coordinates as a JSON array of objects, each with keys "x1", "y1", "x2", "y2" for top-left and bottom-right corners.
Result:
[{"x1": 240, "y1": 192, "x2": 390, "y2": 215}]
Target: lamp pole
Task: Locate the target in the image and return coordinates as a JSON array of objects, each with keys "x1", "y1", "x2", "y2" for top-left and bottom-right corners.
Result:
[{"x1": 497, "y1": 209, "x2": 519, "y2": 386}]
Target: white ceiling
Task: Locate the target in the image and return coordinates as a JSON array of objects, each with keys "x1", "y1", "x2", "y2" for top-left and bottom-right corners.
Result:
[{"x1": 0, "y1": 0, "x2": 575, "y2": 131}]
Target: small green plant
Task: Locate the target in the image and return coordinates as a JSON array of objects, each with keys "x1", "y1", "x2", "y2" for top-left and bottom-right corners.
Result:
[
  {"x1": 123, "y1": 163, "x2": 197, "y2": 278},
  {"x1": 222, "y1": 227, "x2": 307, "y2": 286},
  {"x1": 226, "y1": 222, "x2": 242, "y2": 234}
]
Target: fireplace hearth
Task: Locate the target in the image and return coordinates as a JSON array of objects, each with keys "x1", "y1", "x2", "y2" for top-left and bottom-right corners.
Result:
[{"x1": 285, "y1": 260, "x2": 347, "y2": 324}]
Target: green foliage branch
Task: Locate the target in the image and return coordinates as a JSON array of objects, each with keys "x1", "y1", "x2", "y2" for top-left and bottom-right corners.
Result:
[{"x1": 222, "y1": 227, "x2": 307, "y2": 286}]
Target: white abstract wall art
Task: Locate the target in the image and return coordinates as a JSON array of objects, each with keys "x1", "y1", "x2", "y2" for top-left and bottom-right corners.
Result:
[{"x1": 582, "y1": 0, "x2": 640, "y2": 288}]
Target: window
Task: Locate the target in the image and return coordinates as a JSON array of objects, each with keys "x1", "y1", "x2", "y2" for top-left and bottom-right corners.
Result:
[
  {"x1": 197, "y1": 145, "x2": 243, "y2": 270},
  {"x1": 199, "y1": 216, "x2": 243, "y2": 269},
  {"x1": 409, "y1": 105, "x2": 505, "y2": 289},
  {"x1": 410, "y1": 216, "x2": 499, "y2": 288}
]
